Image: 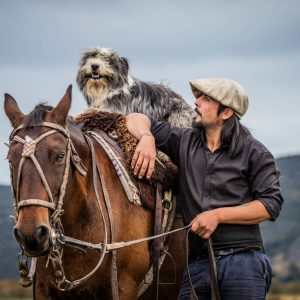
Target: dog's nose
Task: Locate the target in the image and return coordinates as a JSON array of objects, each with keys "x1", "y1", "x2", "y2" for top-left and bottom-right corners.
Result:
[{"x1": 91, "y1": 64, "x2": 99, "y2": 71}]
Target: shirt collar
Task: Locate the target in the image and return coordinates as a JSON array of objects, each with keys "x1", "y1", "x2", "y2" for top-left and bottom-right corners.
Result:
[{"x1": 195, "y1": 129, "x2": 229, "y2": 152}]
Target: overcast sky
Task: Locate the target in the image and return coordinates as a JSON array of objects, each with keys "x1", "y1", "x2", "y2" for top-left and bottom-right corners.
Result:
[{"x1": 0, "y1": 0, "x2": 299, "y2": 184}]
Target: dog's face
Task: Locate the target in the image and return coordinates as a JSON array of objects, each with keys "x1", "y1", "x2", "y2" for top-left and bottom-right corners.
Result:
[{"x1": 77, "y1": 48, "x2": 130, "y2": 105}]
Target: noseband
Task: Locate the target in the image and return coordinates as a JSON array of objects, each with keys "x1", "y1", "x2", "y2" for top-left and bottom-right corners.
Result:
[{"x1": 9, "y1": 121, "x2": 87, "y2": 224}]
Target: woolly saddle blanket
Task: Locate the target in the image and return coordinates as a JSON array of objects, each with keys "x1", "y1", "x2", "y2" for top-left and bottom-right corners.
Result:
[{"x1": 75, "y1": 111, "x2": 178, "y2": 209}]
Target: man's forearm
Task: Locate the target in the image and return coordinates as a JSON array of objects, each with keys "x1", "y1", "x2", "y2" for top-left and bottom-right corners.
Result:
[
  {"x1": 191, "y1": 200, "x2": 272, "y2": 239},
  {"x1": 215, "y1": 200, "x2": 271, "y2": 225},
  {"x1": 126, "y1": 113, "x2": 152, "y2": 140},
  {"x1": 126, "y1": 113, "x2": 156, "y2": 179}
]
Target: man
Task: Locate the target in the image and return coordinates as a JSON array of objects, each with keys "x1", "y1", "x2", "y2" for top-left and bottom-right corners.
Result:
[{"x1": 126, "y1": 78, "x2": 283, "y2": 299}]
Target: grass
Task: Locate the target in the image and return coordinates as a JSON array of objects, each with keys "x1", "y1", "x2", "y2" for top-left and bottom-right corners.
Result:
[
  {"x1": 0, "y1": 280, "x2": 32, "y2": 299},
  {"x1": 268, "y1": 296, "x2": 300, "y2": 300},
  {"x1": 0, "y1": 279, "x2": 299, "y2": 299}
]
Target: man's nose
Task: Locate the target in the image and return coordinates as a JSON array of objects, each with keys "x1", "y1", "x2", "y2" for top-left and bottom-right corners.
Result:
[{"x1": 194, "y1": 97, "x2": 202, "y2": 106}]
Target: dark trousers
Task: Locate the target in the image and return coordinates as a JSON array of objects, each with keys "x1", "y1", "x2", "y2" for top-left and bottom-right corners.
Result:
[{"x1": 178, "y1": 250, "x2": 272, "y2": 300}]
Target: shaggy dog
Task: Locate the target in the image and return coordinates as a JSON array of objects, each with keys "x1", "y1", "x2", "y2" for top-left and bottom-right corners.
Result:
[{"x1": 76, "y1": 48, "x2": 193, "y2": 127}]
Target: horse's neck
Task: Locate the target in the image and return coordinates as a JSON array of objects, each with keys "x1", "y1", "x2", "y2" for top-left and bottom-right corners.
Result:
[{"x1": 62, "y1": 127, "x2": 105, "y2": 235}]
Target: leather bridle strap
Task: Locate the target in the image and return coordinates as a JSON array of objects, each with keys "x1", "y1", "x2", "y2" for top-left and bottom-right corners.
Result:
[
  {"x1": 153, "y1": 182, "x2": 163, "y2": 300},
  {"x1": 207, "y1": 238, "x2": 221, "y2": 300},
  {"x1": 93, "y1": 144, "x2": 119, "y2": 300}
]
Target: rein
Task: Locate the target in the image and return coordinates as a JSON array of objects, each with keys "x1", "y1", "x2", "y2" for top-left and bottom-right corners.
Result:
[{"x1": 57, "y1": 223, "x2": 192, "y2": 252}]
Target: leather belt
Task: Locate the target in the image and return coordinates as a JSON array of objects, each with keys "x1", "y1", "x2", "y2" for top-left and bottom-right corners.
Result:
[{"x1": 190, "y1": 246, "x2": 263, "y2": 261}]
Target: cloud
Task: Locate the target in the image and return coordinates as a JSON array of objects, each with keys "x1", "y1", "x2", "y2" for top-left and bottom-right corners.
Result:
[
  {"x1": 0, "y1": 0, "x2": 299, "y2": 184},
  {"x1": 1, "y1": 0, "x2": 299, "y2": 66}
]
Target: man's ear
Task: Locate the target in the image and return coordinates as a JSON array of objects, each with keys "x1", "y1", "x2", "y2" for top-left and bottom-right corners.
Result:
[{"x1": 221, "y1": 108, "x2": 234, "y2": 121}]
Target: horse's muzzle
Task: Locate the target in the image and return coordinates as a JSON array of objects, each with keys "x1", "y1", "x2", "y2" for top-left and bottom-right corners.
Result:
[{"x1": 13, "y1": 225, "x2": 51, "y2": 257}]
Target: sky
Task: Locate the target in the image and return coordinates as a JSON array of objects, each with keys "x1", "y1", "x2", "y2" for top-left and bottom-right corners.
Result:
[{"x1": 0, "y1": 0, "x2": 299, "y2": 184}]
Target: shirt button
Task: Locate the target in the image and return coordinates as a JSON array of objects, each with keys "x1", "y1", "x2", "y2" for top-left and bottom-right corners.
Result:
[{"x1": 207, "y1": 168, "x2": 213, "y2": 175}]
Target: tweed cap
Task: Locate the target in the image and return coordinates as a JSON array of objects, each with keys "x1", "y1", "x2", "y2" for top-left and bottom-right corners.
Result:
[{"x1": 189, "y1": 78, "x2": 249, "y2": 118}]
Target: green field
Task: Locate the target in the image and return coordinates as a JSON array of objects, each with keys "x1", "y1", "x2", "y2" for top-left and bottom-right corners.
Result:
[{"x1": 0, "y1": 280, "x2": 299, "y2": 299}]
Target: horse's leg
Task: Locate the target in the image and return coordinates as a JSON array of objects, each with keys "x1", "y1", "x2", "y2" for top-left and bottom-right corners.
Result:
[
  {"x1": 118, "y1": 274, "x2": 139, "y2": 300},
  {"x1": 34, "y1": 280, "x2": 60, "y2": 300}
]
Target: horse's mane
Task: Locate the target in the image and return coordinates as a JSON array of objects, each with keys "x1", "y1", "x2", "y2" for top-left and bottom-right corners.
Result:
[
  {"x1": 24, "y1": 103, "x2": 77, "y2": 129},
  {"x1": 24, "y1": 103, "x2": 53, "y2": 128}
]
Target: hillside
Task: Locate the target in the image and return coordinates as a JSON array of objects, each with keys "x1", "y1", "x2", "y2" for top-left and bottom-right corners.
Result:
[
  {"x1": 0, "y1": 154, "x2": 299, "y2": 281},
  {"x1": 0, "y1": 186, "x2": 19, "y2": 279},
  {"x1": 261, "y1": 155, "x2": 300, "y2": 282}
]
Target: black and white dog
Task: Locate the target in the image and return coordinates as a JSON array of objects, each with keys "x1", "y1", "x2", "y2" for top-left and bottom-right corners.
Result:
[{"x1": 76, "y1": 48, "x2": 193, "y2": 127}]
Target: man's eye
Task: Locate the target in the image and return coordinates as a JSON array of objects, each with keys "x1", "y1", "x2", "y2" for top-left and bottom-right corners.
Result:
[{"x1": 204, "y1": 95, "x2": 211, "y2": 102}]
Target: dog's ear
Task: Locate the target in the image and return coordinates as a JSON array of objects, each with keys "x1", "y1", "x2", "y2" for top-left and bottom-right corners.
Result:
[{"x1": 121, "y1": 57, "x2": 129, "y2": 75}]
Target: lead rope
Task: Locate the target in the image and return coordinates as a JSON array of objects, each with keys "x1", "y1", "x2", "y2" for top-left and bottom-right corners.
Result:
[
  {"x1": 185, "y1": 231, "x2": 221, "y2": 300},
  {"x1": 207, "y1": 238, "x2": 221, "y2": 300},
  {"x1": 185, "y1": 228, "x2": 199, "y2": 300}
]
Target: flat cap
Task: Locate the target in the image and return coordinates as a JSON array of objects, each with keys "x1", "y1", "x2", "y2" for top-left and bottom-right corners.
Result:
[{"x1": 189, "y1": 78, "x2": 249, "y2": 118}]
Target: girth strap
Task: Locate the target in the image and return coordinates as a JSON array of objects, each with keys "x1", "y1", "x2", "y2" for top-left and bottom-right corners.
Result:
[
  {"x1": 94, "y1": 152, "x2": 119, "y2": 300},
  {"x1": 153, "y1": 182, "x2": 163, "y2": 300}
]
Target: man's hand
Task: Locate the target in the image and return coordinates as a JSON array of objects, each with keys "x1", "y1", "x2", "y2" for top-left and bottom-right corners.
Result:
[
  {"x1": 131, "y1": 135, "x2": 156, "y2": 179},
  {"x1": 190, "y1": 210, "x2": 220, "y2": 239}
]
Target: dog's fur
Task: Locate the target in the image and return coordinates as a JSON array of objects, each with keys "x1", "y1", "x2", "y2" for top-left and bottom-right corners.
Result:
[{"x1": 77, "y1": 48, "x2": 193, "y2": 127}]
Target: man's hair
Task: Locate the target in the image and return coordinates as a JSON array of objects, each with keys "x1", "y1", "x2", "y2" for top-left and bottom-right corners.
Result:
[{"x1": 217, "y1": 104, "x2": 250, "y2": 158}]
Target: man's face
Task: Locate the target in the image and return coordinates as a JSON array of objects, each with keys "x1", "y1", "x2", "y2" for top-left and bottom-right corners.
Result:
[{"x1": 192, "y1": 94, "x2": 223, "y2": 130}]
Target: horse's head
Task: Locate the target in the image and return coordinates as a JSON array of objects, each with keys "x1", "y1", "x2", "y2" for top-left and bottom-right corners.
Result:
[{"x1": 4, "y1": 85, "x2": 80, "y2": 257}]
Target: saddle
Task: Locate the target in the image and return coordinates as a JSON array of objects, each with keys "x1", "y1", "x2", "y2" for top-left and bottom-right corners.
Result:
[{"x1": 75, "y1": 111, "x2": 178, "y2": 210}]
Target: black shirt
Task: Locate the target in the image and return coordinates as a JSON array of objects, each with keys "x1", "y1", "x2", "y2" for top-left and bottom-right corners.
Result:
[{"x1": 150, "y1": 119, "x2": 283, "y2": 253}]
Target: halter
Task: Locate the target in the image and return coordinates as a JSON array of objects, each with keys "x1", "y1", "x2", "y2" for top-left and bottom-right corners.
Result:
[{"x1": 9, "y1": 121, "x2": 87, "y2": 224}]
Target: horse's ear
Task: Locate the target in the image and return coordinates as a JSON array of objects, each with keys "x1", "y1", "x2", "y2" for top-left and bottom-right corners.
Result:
[
  {"x1": 4, "y1": 93, "x2": 25, "y2": 128},
  {"x1": 51, "y1": 85, "x2": 72, "y2": 125}
]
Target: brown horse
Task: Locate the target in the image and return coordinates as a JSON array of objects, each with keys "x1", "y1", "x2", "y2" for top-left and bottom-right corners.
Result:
[{"x1": 4, "y1": 86, "x2": 185, "y2": 300}]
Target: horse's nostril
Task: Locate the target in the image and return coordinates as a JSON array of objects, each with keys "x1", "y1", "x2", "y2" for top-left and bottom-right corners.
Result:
[
  {"x1": 34, "y1": 225, "x2": 50, "y2": 244},
  {"x1": 13, "y1": 226, "x2": 23, "y2": 243}
]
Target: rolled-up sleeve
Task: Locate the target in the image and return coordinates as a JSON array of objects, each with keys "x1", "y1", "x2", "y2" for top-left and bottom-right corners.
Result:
[{"x1": 249, "y1": 151, "x2": 284, "y2": 221}]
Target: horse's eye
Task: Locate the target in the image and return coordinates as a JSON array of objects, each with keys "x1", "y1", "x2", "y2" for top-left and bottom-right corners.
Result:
[{"x1": 56, "y1": 152, "x2": 65, "y2": 163}]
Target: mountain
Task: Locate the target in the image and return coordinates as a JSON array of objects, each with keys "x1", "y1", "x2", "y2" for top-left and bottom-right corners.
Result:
[
  {"x1": 0, "y1": 185, "x2": 20, "y2": 279},
  {"x1": 0, "y1": 154, "x2": 300, "y2": 282},
  {"x1": 261, "y1": 155, "x2": 300, "y2": 282}
]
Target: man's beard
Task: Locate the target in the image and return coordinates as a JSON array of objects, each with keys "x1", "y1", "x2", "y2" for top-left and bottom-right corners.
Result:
[
  {"x1": 192, "y1": 119, "x2": 206, "y2": 131},
  {"x1": 192, "y1": 108, "x2": 220, "y2": 132},
  {"x1": 192, "y1": 108, "x2": 206, "y2": 131}
]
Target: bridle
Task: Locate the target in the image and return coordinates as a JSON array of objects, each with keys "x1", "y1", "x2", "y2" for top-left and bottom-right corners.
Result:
[
  {"x1": 8, "y1": 121, "x2": 97, "y2": 291},
  {"x1": 9, "y1": 121, "x2": 87, "y2": 225},
  {"x1": 9, "y1": 122, "x2": 116, "y2": 292}
]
